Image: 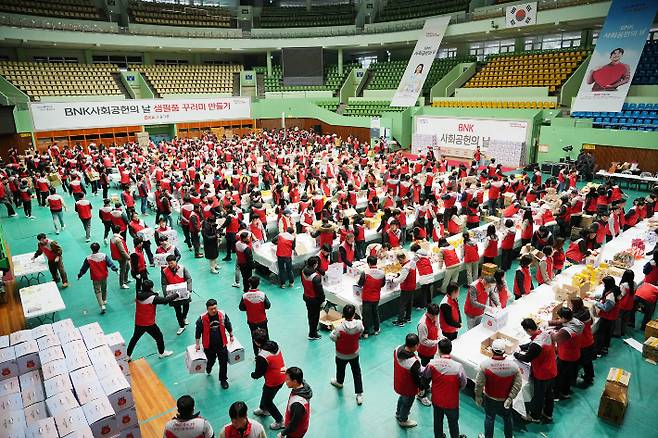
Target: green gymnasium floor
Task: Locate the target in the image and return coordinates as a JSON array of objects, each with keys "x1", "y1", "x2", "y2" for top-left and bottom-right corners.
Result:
[{"x1": 2, "y1": 178, "x2": 657, "y2": 438}]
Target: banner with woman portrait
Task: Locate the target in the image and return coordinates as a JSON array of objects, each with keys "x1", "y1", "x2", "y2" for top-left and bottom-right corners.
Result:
[{"x1": 572, "y1": 0, "x2": 658, "y2": 113}]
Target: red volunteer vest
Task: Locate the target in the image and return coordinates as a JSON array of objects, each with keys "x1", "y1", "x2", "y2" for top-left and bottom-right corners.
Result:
[
  {"x1": 417, "y1": 315, "x2": 439, "y2": 358},
  {"x1": 86, "y1": 253, "x2": 109, "y2": 281},
  {"x1": 464, "y1": 280, "x2": 488, "y2": 318},
  {"x1": 439, "y1": 295, "x2": 460, "y2": 334},
  {"x1": 242, "y1": 290, "x2": 267, "y2": 324},
  {"x1": 393, "y1": 348, "x2": 419, "y2": 397}
]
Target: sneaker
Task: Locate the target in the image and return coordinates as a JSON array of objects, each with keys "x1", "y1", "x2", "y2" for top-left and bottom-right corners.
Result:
[
  {"x1": 100, "y1": 305, "x2": 106, "y2": 315},
  {"x1": 159, "y1": 350, "x2": 173, "y2": 358},
  {"x1": 541, "y1": 413, "x2": 553, "y2": 423},
  {"x1": 397, "y1": 419, "x2": 417, "y2": 428},
  {"x1": 211, "y1": 269, "x2": 219, "y2": 274},
  {"x1": 231, "y1": 282, "x2": 240, "y2": 288},
  {"x1": 62, "y1": 224, "x2": 66, "y2": 229},
  {"x1": 269, "y1": 422, "x2": 285, "y2": 431},
  {"x1": 150, "y1": 263, "x2": 156, "y2": 267},
  {"x1": 61, "y1": 283, "x2": 69, "y2": 288},
  {"x1": 56, "y1": 230, "x2": 60, "y2": 235},
  {"x1": 28, "y1": 215, "x2": 36, "y2": 219},
  {"x1": 308, "y1": 334, "x2": 322, "y2": 340},
  {"x1": 524, "y1": 414, "x2": 541, "y2": 423},
  {"x1": 374, "y1": 329, "x2": 381, "y2": 335},
  {"x1": 85, "y1": 238, "x2": 91, "y2": 242},
  {"x1": 176, "y1": 327, "x2": 185, "y2": 335},
  {"x1": 330, "y1": 379, "x2": 343, "y2": 389},
  {"x1": 220, "y1": 380, "x2": 229, "y2": 389},
  {"x1": 554, "y1": 393, "x2": 570, "y2": 401},
  {"x1": 362, "y1": 333, "x2": 369, "y2": 339},
  {"x1": 356, "y1": 394, "x2": 363, "y2": 405},
  {"x1": 417, "y1": 396, "x2": 431, "y2": 407},
  {"x1": 392, "y1": 320, "x2": 405, "y2": 327},
  {"x1": 253, "y1": 408, "x2": 270, "y2": 417},
  {"x1": 8, "y1": 213, "x2": 17, "y2": 217},
  {"x1": 121, "y1": 284, "x2": 129, "y2": 289},
  {"x1": 184, "y1": 319, "x2": 189, "y2": 326},
  {"x1": 104, "y1": 238, "x2": 108, "y2": 245}
]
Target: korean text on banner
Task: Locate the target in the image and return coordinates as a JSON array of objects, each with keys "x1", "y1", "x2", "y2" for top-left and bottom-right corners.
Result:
[
  {"x1": 572, "y1": 0, "x2": 658, "y2": 113},
  {"x1": 30, "y1": 97, "x2": 252, "y2": 132},
  {"x1": 505, "y1": 2, "x2": 537, "y2": 28},
  {"x1": 390, "y1": 16, "x2": 450, "y2": 108}
]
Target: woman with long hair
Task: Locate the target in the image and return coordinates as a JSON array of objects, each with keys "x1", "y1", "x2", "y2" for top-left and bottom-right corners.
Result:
[{"x1": 595, "y1": 276, "x2": 621, "y2": 357}]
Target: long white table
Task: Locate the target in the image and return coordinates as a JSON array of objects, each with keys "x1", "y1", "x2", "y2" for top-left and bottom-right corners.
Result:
[
  {"x1": 596, "y1": 170, "x2": 658, "y2": 190},
  {"x1": 12, "y1": 253, "x2": 49, "y2": 286},
  {"x1": 19, "y1": 281, "x2": 66, "y2": 325},
  {"x1": 450, "y1": 217, "x2": 653, "y2": 415}
]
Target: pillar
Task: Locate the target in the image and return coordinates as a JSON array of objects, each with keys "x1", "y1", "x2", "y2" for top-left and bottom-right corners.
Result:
[
  {"x1": 266, "y1": 50, "x2": 272, "y2": 76},
  {"x1": 338, "y1": 48, "x2": 344, "y2": 76},
  {"x1": 306, "y1": 0, "x2": 311, "y2": 11}
]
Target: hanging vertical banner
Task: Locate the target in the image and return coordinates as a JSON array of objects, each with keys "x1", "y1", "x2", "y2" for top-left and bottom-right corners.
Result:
[
  {"x1": 505, "y1": 2, "x2": 537, "y2": 28},
  {"x1": 572, "y1": 0, "x2": 658, "y2": 113},
  {"x1": 390, "y1": 16, "x2": 450, "y2": 108}
]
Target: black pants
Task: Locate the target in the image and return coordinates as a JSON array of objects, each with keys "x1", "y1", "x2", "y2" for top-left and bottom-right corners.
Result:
[
  {"x1": 0, "y1": 199, "x2": 15, "y2": 216},
  {"x1": 239, "y1": 265, "x2": 253, "y2": 292},
  {"x1": 579, "y1": 344, "x2": 595, "y2": 383},
  {"x1": 556, "y1": 358, "x2": 577, "y2": 396},
  {"x1": 434, "y1": 405, "x2": 460, "y2": 438},
  {"x1": 483, "y1": 256, "x2": 495, "y2": 265},
  {"x1": 260, "y1": 384, "x2": 284, "y2": 423},
  {"x1": 172, "y1": 300, "x2": 190, "y2": 328},
  {"x1": 191, "y1": 231, "x2": 201, "y2": 255},
  {"x1": 304, "y1": 297, "x2": 322, "y2": 337},
  {"x1": 23, "y1": 200, "x2": 32, "y2": 217},
  {"x1": 205, "y1": 346, "x2": 228, "y2": 382},
  {"x1": 362, "y1": 300, "x2": 380, "y2": 334},
  {"x1": 397, "y1": 291, "x2": 414, "y2": 323},
  {"x1": 336, "y1": 356, "x2": 363, "y2": 394},
  {"x1": 355, "y1": 240, "x2": 366, "y2": 260},
  {"x1": 126, "y1": 324, "x2": 165, "y2": 357},
  {"x1": 182, "y1": 226, "x2": 191, "y2": 249},
  {"x1": 224, "y1": 232, "x2": 236, "y2": 259},
  {"x1": 596, "y1": 317, "x2": 614, "y2": 353},
  {"x1": 248, "y1": 321, "x2": 269, "y2": 355},
  {"x1": 38, "y1": 191, "x2": 48, "y2": 206},
  {"x1": 134, "y1": 270, "x2": 149, "y2": 294},
  {"x1": 501, "y1": 249, "x2": 514, "y2": 271},
  {"x1": 102, "y1": 185, "x2": 109, "y2": 199},
  {"x1": 528, "y1": 378, "x2": 554, "y2": 418},
  {"x1": 415, "y1": 284, "x2": 432, "y2": 309},
  {"x1": 635, "y1": 296, "x2": 656, "y2": 330},
  {"x1": 73, "y1": 192, "x2": 84, "y2": 201},
  {"x1": 444, "y1": 331, "x2": 458, "y2": 341},
  {"x1": 103, "y1": 221, "x2": 112, "y2": 239}
]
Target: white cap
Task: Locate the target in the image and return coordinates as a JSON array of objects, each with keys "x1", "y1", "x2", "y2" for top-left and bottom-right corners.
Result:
[{"x1": 491, "y1": 339, "x2": 507, "y2": 354}]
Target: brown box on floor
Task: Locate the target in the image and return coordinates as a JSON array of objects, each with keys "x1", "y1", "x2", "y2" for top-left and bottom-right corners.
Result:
[
  {"x1": 598, "y1": 368, "x2": 631, "y2": 425},
  {"x1": 643, "y1": 337, "x2": 658, "y2": 362},
  {"x1": 580, "y1": 214, "x2": 594, "y2": 229},
  {"x1": 319, "y1": 309, "x2": 343, "y2": 331},
  {"x1": 481, "y1": 263, "x2": 498, "y2": 277},
  {"x1": 645, "y1": 320, "x2": 658, "y2": 339}
]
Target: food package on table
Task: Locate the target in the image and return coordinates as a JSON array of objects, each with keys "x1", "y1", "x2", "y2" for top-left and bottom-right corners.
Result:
[
  {"x1": 612, "y1": 251, "x2": 634, "y2": 269},
  {"x1": 343, "y1": 208, "x2": 357, "y2": 218},
  {"x1": 631, "y1": 239, "x2": 645, "y2": 253},
  {"x1": 598, "y1": 368, "x2": 631, "y2": 425},
  {"x1": 480, "y1": 332, "x2": 519, "y2": 358},
  {"x1": 295, "y1": 234, "x2": 317, "y2": 256},
  {"x1": 643, "y1": 337, "x2": 658, "y2": 362},
  {"x1": 324, "y1": 263, "x2": 343, "y2": 285}
]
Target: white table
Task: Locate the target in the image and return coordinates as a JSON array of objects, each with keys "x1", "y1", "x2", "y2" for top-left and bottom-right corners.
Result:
[
  {"x1": 12, "y1": 253, "x2": 49, "y2": 286},
  {"x1": 20, "y1": 281, "x2": 66, "y2": 325},
  {"x1": 596, "y1": 170, "x2": 658, "y2": 190}
]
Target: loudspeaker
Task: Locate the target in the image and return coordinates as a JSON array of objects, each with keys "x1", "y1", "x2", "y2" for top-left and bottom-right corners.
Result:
[{"x1": 313, "y1": 124, "x2": 322, "y2": 135}]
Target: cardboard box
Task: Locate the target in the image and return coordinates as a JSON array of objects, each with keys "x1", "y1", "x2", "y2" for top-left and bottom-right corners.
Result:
[
  {"x1": 0, "y1": 376, "x2": 19, "y2": 398},
  {"x1": 52, "y1": 319, "x2": 75, "y2": 336},
  {"x1": 116, "y1": 359, "x2": 130, "y2": 377},
  {"x1": 481, "y1": 263, "x2": 498, "y2": 277},
  {"x1": 21, "y1": 382, "x2": 45, "y2": 407},
  {"x1": 105, "y1": 332, "x2": 127, "y2": 361},
  {"x1": 41, "y1": 358, "x2": 68, "y2": 381},
  {"x1": 100, "y1": 372, "x2": 134, "y2": 413},
  {"x1": 553, "y1": 284, "x2": 581, "y2": 302},
  {"x1": 0, "y1": 336, "x2": 8, "y2": 349},
  {"x1": 0, "y1": 393, "x2": 22, "y2": 413},
  {"x1": 65, "y1": 351, "x2": 92, "y2": 373},
  {"x1": 67, "y1": 426, "x2": 94, "y2": 438},
  {"x1": 19, "y1": 370, "x2": 42, "y2": 391},
  {"x1": 54, "y1": 406, "x2": 89, "y2": 437},
  {"x1": 227, "y1": 339, "x2": 245, "y2": 365},
  {"x1": 116, "y1": 406, "x2": 138, "y2": 431},
  {"x1": 598, "y1": 368, "x2": 631, "y2": 425},
  {"x1": 44, "y1": 374, "x2": 73, "y2": 399},
  {"x1": 480, "y1": 332, "x2": 519, "y2": 358},
  {"x1": 78, "y1": 322, "x2": 103, "y2": 340},
  {"x1": 87, "y1": 345, "x2": 115, "y2": 367},
  {"x1": 645, "y1": 320, "x2": 658, "y2": 340},
  {"x1": 570, "y1": 226, "x2": 582, "y2": 242},
  {"x1": 184, "y1": 345, "x2": 207, "y2": 374},
  {"x1": 319, "y1": 309, "x2": 344, "y2": 331},
  {"x1": 15, "y1": 341, "x2": 40, "y2": 375},
  {"x1": 24, "y1": 400, "x2": 47, "y2": 422},
  {"x1": 166, "y1": 283, "x2": 190, "y2": 301},
  {"x1": 45, "y1": 390, "x2": 80, "y2": 417},
  {"x1": 0, "y1": 347, "x2": 19, "y2": 380},
  {"x1": 31, "y1": 325, "x2": 55, "y2": 340},
  {"x1": 481, "y1": 308, "x2": 509, "y2": 332},
  {"x1": 26, "y1": 416, "x2": 58, "y2": 438},
  {"x1": 39, "y1": 346, "x2": 64, "y2": 366},
  {"x1": 82, "y1": 396, "x2": 117, "y2": 438},
  {"x1": 120, "y1": 426, "x2": 142, "y2": 438},
  {"x1": 0, "y1": 409, "x2": 27, "y2": 437},
  {"x1": 643, "y1": 337, "x2": 658, "y2": 362},
  {"x1": 81, "y1": 331, "x2": 107, "y2": 351},
  {"x1": 9, "y1": 330, "x2": 34, "y2": 346},
  {"x1": 36, "y1": 333, "x2": 61, "y2": 351},
  {"x1": 580, "y1": 214, "x2": 594, "y2": 229},
  {"x1": 61, "y1": 340, "x2": 87, "y2": 359}
]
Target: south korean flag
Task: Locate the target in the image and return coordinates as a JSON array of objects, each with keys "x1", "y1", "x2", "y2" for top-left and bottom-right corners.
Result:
[{"x1": 506, "y1": 2, "x2": 537, "y2": 28}]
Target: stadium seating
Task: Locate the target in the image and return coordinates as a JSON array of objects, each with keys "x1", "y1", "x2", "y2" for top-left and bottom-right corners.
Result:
[
  {"x1": 632, "y1": 40, "x2": 658, "y2": 85},
  {"x1": 132, "y1": 64, "x2": 241, "y2": 96},
  {"x1": 0, "y1": 62, "x2": 123, "y2": 101},
  {"x1": 258, "y1": 63, "x2": 357, "y2": 94},
  {"x1": 259, "y1": 4, "x2": 354, "y2": 28},
  {"x1": 571, "y1": 103, "x2": 658, "y2": 131},
  {"x1": 128, "y1": 1, "x2": 232, "y2": 28},
  {"x1": 433, "y1": 100, "x2": 557, "y2": 109},
  {"x1": 0, "y1": 0, "x2": 103, "y2": 21},
  {"x1": 465, "y1": 49, "x2": 589, "y2": 93},
  {"x1": 376, "y1": 0, "x2": 468, "y2": 22},
  {"x1": 342, "y1": 101, "x2": 407, "y2": 117},
  {"x1": 314, "y1": 99, "x2": 340, "y2": 112}
]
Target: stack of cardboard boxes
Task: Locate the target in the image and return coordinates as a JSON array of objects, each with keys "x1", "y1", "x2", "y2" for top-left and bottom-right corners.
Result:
[
  {"x1": 598, "y1": 368, "x2": 631, "y2": 425},
  {"x1": 0, "y1": 319, "x2": 138, "y2": 438}
]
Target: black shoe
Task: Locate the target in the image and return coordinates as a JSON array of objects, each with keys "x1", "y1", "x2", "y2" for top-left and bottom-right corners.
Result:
[
  {"x1": 308, "y1": 334, "x2": 322, "y2": 340},
  {"x1": 392, "y1": 320, "x2": 405, "y2": 327},
  {"x1": 222, "y1": 257, "x2": 231, "y2": 261},
  {"x1": 541, "y1": 413, "x2": 553, "y2": 423},
  {"x1": 554, "y1": 393, "x2": 571, "y2": 401},
  {"x1": 221, "y1": 380, "x2": 229, "y2": 389}
]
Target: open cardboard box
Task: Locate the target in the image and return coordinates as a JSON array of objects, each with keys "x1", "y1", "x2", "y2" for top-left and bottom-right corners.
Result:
[
  {"x1": 598, "y1": 368, "x2": 630, "y2": 425},
  {"x1": 645, "y1": 320, "x2": 658, "y2": 340},
  {"x1": 319, "y1": 309, "x2": 343, "y2": 331},
  {"x1": 480, "y1": 332, "x2": 519, "y2": 358}
]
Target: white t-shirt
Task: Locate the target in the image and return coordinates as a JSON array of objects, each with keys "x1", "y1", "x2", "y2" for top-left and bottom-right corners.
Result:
[{"x1": 163, "y1": 416, "x2": 214, "y2": 438}]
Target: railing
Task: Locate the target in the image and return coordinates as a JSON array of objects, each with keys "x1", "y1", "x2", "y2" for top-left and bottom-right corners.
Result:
[{"x1": 0, "y1": 12, "x2": 119, "y2": 33}]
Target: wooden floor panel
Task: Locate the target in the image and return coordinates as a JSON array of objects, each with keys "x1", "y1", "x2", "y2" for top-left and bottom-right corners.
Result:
[
  {"x1": 130, "y1": 358, "x2": 177, "y2": 438},
  {"x1": 0, "y1": 278, "x2": 26, "y2": 335}
]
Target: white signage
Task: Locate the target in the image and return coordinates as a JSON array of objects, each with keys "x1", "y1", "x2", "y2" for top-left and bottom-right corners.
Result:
[
  {"x1": 390, "y1": 16, "x2": 450, "y2": 107},
  {"x1": 30, "y1": 97, "x2": 252, "y2": 132},
  {"x1": 505, "y1": 2, "x2": 537, "y2": 28}
]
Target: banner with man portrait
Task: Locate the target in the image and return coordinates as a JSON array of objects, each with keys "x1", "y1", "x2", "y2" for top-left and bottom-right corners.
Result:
[{"x1": 572, "y1": 0, "x2": 658, "y2": 113}]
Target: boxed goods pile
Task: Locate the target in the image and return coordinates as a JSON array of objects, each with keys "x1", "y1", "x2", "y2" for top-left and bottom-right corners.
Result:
[
  {"x1": 481, "y1": 263, "x2": 498, "y2": 277},
  {"x1": 480, "y1": 332, "x2": 519, "y2": 358},
  {"x1": 598, "y1": 368, "x2": 631, "y2": 425},
  {"x1": 645, "y1": 320, "x2": 658, "y2": 339},
  {"x1": 580, "y1": 214, "x2": 594, "y2": 229},
  {"x1": 643, "y1": 337, "x2": 658, "y2": 362},
  {"x1": 612, "y1": 250, "x2": 637, "y2": 269},
  {"x1": 553, "y1": 283, "x2": 582, "y2": 302},
  {"x1": 481, "y1": 308, "x2": 509, "y2": 332},
  {"x1": 319, "y1": 309, "x2": 343, "y2": 331}
]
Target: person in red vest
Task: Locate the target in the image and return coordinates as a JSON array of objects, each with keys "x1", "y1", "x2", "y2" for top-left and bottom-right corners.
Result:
[
  {"x1": 393, "y1": 333, "x2": 424, "y2": 429},
  {"x1": 514, "y1": 318, "x2": 558, "y2": 423},
  {"x1": 464, "y1": 276, "x2": 499, "y2": 329},
  {"x1": 219, "y1": 401, "x2": 266, "y2": 438},
  {"x1": 493, "y1": 270, "x2": 510, "y2": 309},
  {"x1": 162, "y1": 255, "x2": 193, "y2": 336},
  {"x1": 634, "y1": 282, "x2": 658, "y2": 330},
  {"x1": 180, "y1": 196, "x2": 194, "y2": 251},
  {"x1": 415, "y1": 303, "x2": 441, "y2": 407},
  {"x1": 125, "y1": 279, "x2": 176, "y2": 361},
  {"x1": 77, "y1": 242, "x2": 118, "y2": 314},
  {"x1": 0, "y1": 177, "x2": 17, "y2": 217},
  {"x1": 393, "y1": 252, "x2": 417, "y2": 327},
  {"x1": 240, "y1": 277, "x2": 271, "y2": 355},
  {"x1": 46, "y1": 187, "x2": 66, "y2": 234},
  {"x1": 338, "y1": 233, "x2": 355, "y2": 272},
  {"x1": 98, "y1": 198, "x2": 113, "y2": 243},
  {"x1": 617, "y1": 270, "x2": 635, "y2": 337},
  {"x1": 482, "y1": 224, "x2": 498, "y2": 265},
  {"x1": 74, "y1": 195, "x2": 93, "y2": 242},
  {"x1": 301, "y1": 257, "x2": 325, "y2": 340},
  {"x1": 643, "y1": 251, "x2": 658, "y2": 285},
  {"x1": 594, "y1": 276, "x2": 620, "y2": 358},
  {"x1": 437, "y1": 238, "x2": 461, "y2": 295},
  {"x1": 121, "y1": 186, "x2": 136, "y2": 218},
  {"x1": 520, "y1": 209, "x2": 534, "y2": 246},
  {"x1": 318, "y1": 244, "x2": 331, "y2": 275},
  {"x1": 130, "y1": 237, "x2": 150, "y2": 293},
  {"x1": 535, "y1": 246, "x2": 554, "y2": 286},
  {"x1": 513, "y1": 255, "x2": 534, "y2": 299},
  {"x1": 357, "y1": 256, "x2": 385, "y2": 338},
  {"x1": 440, "y1": 284, "x2": 462, "y2": 341},
  {"x1": 18, "y1": 178, "x2": 35, "y2": 219},
  {"x1": 571, "y1": 297, "x2": 595, "y2": 388},
  {"x1": 474, "y1": 338, "x2": 522, "y2": 438},
  {"x1": 236, "y1": 232, "x2": 255, "y2": 293},
  {"x1": 386, "y1": 220, "x2": 402, "y2": 248},
  {"x1": 221, "y1": 202, "x2": 241, "y2": 261},
  {"x1": 549, "y1": 307, "x2": 584, "y2": 400},
  {"x1": 250, "y1": 329, "x2": 286, "y2": 432},
  {"x1": 110, "y1": 225, "x2": 130, "y2": 289},
  {"x1": 461, "y1": 231, "x2": 480, "y2": 285},
  {"x1": 68, "y1": 175, "x2": 86, "y2": 201},
  {"x1": 329, "y1": 304, "x2": 364, "y2": 406},
  {"x1": 412, "y1": 246, "x2": 434, "y2": 309},
  {"x1": 110, "y1": 203, "x2": 129, "y2": 240},
  {"x1": 275, "y1": 227, "x2": 296, "y2": 288},
  {"x1": 127, "y1": 212, "x2": 155, "y2": 267},
  {"x1": 195, "y1": 298, "x2": 234, "y2": 389},
  {"x1": 422, "y1": 338, "x2": 467, "y2": 438},
  {"x1": 278, "y1": 367, "x2": 312, "y2": 438},
  {"x1": 189, "y1": 204, "x2": 203, "y2": 258},
  {"x1": 33, "y1": 233, "x2": 68, "y2": 287}
]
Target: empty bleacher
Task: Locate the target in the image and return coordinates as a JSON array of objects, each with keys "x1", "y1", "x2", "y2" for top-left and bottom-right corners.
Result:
[
  {"x1": 342, "y1": 100, "x2": 407, "y2": 117},
  {"x1": 259, "y1": 4, "x2": 354, "y2": 28},
  {"x1": 314, "y1": 99, "x2": 340, "y2": 112},
  {"x1": 132, "y1": 64, "x2": 241, "y2": 96},
  {"x1": 465, "y1": 49, "x2": 589, "y2": 93},
  {"x1": 0, "y1": 0, "x2": 103, "y2": 21},
  {"x1": 433, "y1": 100, "x2": 557, "y2": 109},
  {"x1": 571, "y1": 103, "x2": 658, "y2": 131},
  {"x1": 376, "y1": 0, "x2": 468, "y2": 22},
  {"x1": 258, "y1": 63, "x2": 357, "y2": 94},
  {"x1": 128, "y1": 1, "x2": 232, "y2": 28},
  {"x1": 632, "y1": 40, "x2": 658, "y2": 85},
  {"x1": 0, "y1": 62, "x2": 123, "y2": 101}
]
